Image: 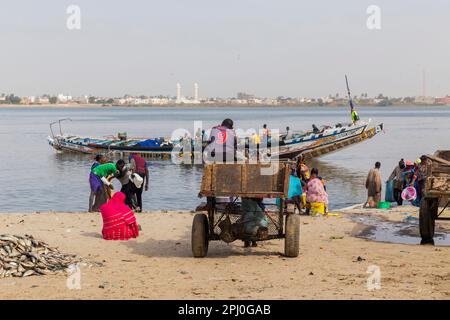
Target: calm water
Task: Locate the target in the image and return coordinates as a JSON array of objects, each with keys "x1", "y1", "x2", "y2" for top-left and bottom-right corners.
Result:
[{"x1": 0, "y1": 105, "x2": 449, "y2": 213}]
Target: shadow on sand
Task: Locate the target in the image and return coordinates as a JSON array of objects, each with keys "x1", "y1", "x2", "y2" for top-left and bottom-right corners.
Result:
[
  {"x1": 122, "y1": 229, "x2": 283, "y2": 258},
  {"x1": 81, "y1": 232, "x2": 103, "y2": 239}
]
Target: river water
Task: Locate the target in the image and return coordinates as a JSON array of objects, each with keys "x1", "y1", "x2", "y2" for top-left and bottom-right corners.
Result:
[{"x1": 0, "y1": 105, "x2": 449, "y2": 213}]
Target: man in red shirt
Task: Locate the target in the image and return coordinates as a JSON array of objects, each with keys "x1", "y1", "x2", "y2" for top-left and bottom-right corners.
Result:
[{"x1": 129, "y1": 153, "x2": 149, "y2": 212}]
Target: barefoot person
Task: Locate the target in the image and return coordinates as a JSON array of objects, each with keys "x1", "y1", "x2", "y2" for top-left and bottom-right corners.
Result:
[
  {"x1": 115, "y1": 159, "x2": 136, "y2": 210},
  {"x1": 365, "y1": 162, "x2": 382, "y2": 208},
  {"x1": 88, "y1": 154, "x2": 108, "y2": 212},
  {"x1": 129, "y1": 153, "x2": 149, "y2": 212},
  {"x1": 91, "y1": 161, "x2": 121, "y2": 210},
  {"x1": 100, "y1": 192, "x2": 139, "y2": 240}
]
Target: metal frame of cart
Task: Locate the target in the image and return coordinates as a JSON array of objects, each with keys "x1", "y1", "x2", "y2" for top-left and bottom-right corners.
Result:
[{"x1": 191, "y1": 161, "x2": 300, "y2": 257}]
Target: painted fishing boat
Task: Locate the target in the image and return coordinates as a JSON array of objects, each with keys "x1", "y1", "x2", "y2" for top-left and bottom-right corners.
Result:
[
  {"x1": 47, "y1": 119, "x2": 174, "y2": 156},
  {"x1": 48, "y1": 118, "x2": 383, "y2": 161},
  {"x1": 276, "y1": 121, "x2": 383, "y2": 159}
]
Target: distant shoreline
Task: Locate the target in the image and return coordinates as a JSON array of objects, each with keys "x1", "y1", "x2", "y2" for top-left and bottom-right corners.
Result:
[{"x1": 0, "y1": 103, "x2": 448, "y2": 109}]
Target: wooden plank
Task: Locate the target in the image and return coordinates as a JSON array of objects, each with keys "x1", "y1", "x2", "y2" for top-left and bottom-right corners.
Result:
[
  {"x1": 214, "y1": 164, "x2": 242, "y2": 194},
  {"x1": 428, "y1": 155, "x2": 450, "y2": 167},
  {"x1": 242, "y1": 164, "x2": 248, "y2": 193},
  {"x1": 200, "y1": 164, "x2": 213, "y2": 194},
  {"x1": 431, "y1": 177, "x2": 450, "y2": 193},
  {"x1": 211, "y1": 165, "x2": 217, "y2": 192},
  {"x1": 282, "y1": 164, "x2": 290, "y2": 198},
  {"x1": 199, "y1": 162, "x2": 291, "y2": 198},
  {"x1": 246, "y1": 164, "x2": 277, "y2": 194},
  {"x1": 434, "y1": 150, "x2": 450, "y2": 162}
]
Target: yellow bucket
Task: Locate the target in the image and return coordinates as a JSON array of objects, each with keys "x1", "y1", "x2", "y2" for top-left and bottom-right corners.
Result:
[{"x1": 310, "y1": 202, "x2": 325, "y2": 216}]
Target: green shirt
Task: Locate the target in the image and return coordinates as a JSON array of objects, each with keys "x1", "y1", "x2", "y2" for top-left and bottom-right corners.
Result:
[
  {"x1": 92, "y1": 163, "x2": 117, "y2": 178},
  {"x1": 351, "y1": 110, "x2": 359, "y2": 122}
]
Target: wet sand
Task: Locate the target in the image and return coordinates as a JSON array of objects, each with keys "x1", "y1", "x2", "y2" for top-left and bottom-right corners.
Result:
[{"x1": 0, "y1": 206, "x2": 449, "y2": 300}]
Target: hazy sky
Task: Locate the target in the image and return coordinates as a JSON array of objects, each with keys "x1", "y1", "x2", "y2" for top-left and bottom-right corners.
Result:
[{"x1": 1, "y1": 0, "x2": 449, "y2": 98}]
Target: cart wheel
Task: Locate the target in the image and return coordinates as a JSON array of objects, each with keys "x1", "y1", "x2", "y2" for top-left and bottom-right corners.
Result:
[
  {"x1": 419, "y1": 198, "x2": 437, "y2": 245},
  {"x1": 285, "y1": 214, "x2": 300, "y2": 257},
  {"x1": 192, "y1": 213, "x2": 209, "y2": 257}
]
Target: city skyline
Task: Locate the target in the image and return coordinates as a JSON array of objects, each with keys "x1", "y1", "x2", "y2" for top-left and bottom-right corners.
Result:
[
  {"x1": 2, "y1": 84, "x2": 449, "y2": 107},
  {"x1": 1, "y1": 1, "x2": 450, "y2": 97}
]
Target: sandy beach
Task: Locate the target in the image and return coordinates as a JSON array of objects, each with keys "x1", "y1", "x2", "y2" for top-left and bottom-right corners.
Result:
[{"x1": 0, "y1": 205, "x2": 449, "y2": 300}]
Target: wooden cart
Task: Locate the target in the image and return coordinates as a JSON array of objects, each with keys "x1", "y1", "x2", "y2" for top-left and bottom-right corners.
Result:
[
  {"x1": 192, "y1": 162, "x2": 300, "y2": 257},
  {"x1": 420, "y1": 150, "x2": 450, "y2": 245}
]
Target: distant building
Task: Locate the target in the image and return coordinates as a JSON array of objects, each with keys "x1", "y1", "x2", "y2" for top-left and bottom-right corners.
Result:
[
  {"x1": 20, "y1": 97, "x2": 30, "y2": 104},
  {"x1": 194, "y1": 83, "x2": 199, "y2": 102},
  {"x1": 435, "y1": 96, "x2": 450, "y2": 105},
  {"x1": 57, "y1": 94, "x2": 73, "y2": 103},
  {"x1": 150, "y1": 97, "x2": 169, "y2": 105},
  {"x1": 36, "y1": 96, "x2": 50, "y2": 104},
  {"x1": 414, "y1": 96, "x2": 436, "y2": 105},
  {"x1": 176, "y1": 83, "x2": 182, "y2": 103},
  {"x1": 237, "y1": 92, "x2": 255, "y2": 100}
]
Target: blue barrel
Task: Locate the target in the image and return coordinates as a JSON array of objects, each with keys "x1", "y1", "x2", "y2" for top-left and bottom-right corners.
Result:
[{"x1": 385, "y1": 180, "x2": 395, "y2": 202}]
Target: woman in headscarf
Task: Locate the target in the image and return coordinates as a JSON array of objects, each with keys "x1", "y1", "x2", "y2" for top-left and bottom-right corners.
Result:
[
  {"x1": 100, "y1": 192, "x2": 139, "y2": 240},
  {"x1": 306, "y1": 168, "x2": 328, "y2": 215}
]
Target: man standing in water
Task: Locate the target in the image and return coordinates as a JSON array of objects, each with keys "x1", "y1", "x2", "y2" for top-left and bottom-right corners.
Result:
[
  {"x1": 364, "y1": 162, "x2": 382, "y2": 208},
  {"x1": 388, "y1": 159, "x2": 406, "y2": 206},
  {"x1": 129, "y1": 153, "x2": 149, "y2": 212}
]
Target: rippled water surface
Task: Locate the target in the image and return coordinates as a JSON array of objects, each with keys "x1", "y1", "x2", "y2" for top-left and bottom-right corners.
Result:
[{"x1": 0, "y1": 105, "x2": 449, "y2": 212}]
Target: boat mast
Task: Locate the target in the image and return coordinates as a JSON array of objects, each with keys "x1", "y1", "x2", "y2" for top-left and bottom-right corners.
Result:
[{"x1": 345, "y1": 75, "x2": 354, "y2": 115}]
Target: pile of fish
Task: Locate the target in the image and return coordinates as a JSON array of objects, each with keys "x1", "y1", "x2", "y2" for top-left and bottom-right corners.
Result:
[{"x1": 0, "y1": 234, "x2": 80, "y2": 278}]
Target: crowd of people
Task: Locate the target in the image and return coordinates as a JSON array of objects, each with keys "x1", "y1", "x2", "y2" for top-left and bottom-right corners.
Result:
[
  {"x1": 388, "y1": 156, "x2": 428, "y2": 207},
  {"x1": 364, "y1": 155, "x2": 428, "y2": 208},
  {"x1": 88, "y1": 153, "x2": 149, "y2": 241},
  {"x1": 89, "y1": 118, "x2": 332, "y2": 242}
]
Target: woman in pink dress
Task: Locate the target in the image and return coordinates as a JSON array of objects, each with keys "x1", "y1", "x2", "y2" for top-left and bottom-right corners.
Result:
[
  {"x1": 100, "y1": 192, "x2": 139, "y2": 240},
  {"x1": 306, "y1": 168, "x2": 328, "y2": 215}
]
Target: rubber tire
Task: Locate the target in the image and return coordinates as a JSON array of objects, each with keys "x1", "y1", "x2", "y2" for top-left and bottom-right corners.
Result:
[
  {"x1": 285, "y1": 214, "x2": 300, "y2": 257},
  {"x1": 419, "y1": 198, "x2": 436, "y2": 245},
  {"x1": 192, "y1": 213, "x2": 209, "y2": 257}
]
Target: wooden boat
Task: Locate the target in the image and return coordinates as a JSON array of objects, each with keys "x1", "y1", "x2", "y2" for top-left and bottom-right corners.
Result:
[
  {"x1": 47, "y1": 119, "x2": 174, "y2": 158},
  {"x1": 48, "y1": 119, "x2": 383, "y2": 161},
  {"x1": 275, "y1": 121, "x2": 383, "y2": 159}
]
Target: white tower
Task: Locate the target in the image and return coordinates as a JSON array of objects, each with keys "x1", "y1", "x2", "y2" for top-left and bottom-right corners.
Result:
[
  {"x1": 176, "y1": 83, "x2": 181, "y2": 103},
  {"x1": 194, "y1": 83, "x2": 199, "y2": 102}
]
